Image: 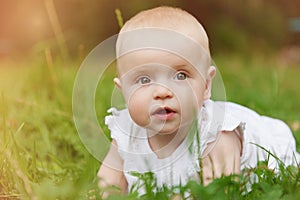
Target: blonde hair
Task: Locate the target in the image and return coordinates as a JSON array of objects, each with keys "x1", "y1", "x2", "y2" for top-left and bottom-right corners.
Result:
[{"x1": 117, "y1": 6, "x2": 211, "y2": 58}]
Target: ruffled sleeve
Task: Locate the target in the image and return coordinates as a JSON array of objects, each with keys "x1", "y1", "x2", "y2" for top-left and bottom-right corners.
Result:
[
  {"x1": 105, "y1": 107, "x2": 147, "y2": 160},
  {"x1": 105, "y1": 108, "x2": 133, "y2": 159},
  {"x1": 198, "y1": 100, "x2": 245, "y2": 157}
]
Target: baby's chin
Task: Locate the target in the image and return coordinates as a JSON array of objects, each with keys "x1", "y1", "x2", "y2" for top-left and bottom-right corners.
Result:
[{"x1": 142, "y1": 123, "x2": 179, "y2": 135}]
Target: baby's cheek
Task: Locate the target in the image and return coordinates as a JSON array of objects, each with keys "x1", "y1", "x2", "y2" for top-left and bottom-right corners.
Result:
[
  {"x1": 177, "y1": 93, "x2": 200, "y2": 122},
  {"x1": 176, "y1": 88, "x2": 199, "y2": 108},
  {"x1": 127, "y1": 93, "x2": 150, "y2": 127}
]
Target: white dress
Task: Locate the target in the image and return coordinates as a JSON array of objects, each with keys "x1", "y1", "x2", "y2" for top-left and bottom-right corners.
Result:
[{"x1": 105, "y1": 99, "x2": 300, "y2": 191}]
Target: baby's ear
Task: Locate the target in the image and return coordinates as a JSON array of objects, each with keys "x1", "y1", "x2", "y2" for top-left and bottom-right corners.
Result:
[
  {"x1": 203, "y1": 66, "x2": 216, "y2": 100},
  {"x1": 113, "y1": 78, "x2": 122, "y2": 90}
]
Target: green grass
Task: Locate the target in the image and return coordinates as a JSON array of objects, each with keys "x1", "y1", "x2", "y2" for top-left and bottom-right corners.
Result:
[{"x1": 0, "y1": 54, "x2": 299, "y2": 199}]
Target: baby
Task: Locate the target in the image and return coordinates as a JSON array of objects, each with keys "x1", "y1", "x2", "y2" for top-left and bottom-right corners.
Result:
[{"x1": 98, "y1": 6, "x2": 300, "y2": 196}]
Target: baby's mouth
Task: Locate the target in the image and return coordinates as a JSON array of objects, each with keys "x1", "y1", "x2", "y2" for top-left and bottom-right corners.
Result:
[{"x1": 152, "y1": 107, "x2": 176, "y2": 120}]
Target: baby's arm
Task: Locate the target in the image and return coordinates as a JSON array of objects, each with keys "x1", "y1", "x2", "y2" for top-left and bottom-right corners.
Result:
[
  {"x1": 201, "y1": 131, "x2": 241, "y2": 185},
  {"x1": 98, "y1": 139, "x2": 127, "y2": 197}
]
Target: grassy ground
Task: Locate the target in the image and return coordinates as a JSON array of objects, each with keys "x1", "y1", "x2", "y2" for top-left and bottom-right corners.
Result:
[{"x1": 0, "y1": 53, "x2": 299, "y2": 199}]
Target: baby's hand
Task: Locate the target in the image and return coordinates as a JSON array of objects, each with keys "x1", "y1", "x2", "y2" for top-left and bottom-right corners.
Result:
[
  {"x1": 201, "y1": 131, "x2": 241, "y2": 185},
  {"x1": 171, "y1": 194, "x2": 183, "y2": 200}
]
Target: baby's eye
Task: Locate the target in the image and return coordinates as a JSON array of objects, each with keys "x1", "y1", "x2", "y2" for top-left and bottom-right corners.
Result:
[
  {"x1": 174, "y1": 72, "x2": 187, "y2": 80},
  {"x1": 137, "y1": 77, "x2": 151, "y2": 84}
]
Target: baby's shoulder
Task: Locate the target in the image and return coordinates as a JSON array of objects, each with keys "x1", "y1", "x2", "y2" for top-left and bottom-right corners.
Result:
[
  {"x1": 105, "y1": 108, "x2": 131, "y2": 130},
  {"x1": 201, "y1": 100, "x2": 250, "y2": 126},
  {"x1": 105, "y1": 107, "x2": 145, "y2": 141},
  {"x1": 205, "y1": 100, "x2": 263, "y2": 124}
]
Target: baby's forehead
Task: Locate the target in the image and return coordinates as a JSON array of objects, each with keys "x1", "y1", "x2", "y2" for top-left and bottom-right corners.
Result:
[
  {"x1": 117, "y1": 49, "x2": 208, "y2": 79},
  {"x1": 117, "y1": 27, "x2": 208, "y2": 55},
  {"x1": 118, "y1": 49, "x2": 199, "y2": 67}
]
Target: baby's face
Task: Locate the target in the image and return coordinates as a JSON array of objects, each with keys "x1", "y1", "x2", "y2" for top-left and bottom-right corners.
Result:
[{"x1": 115, "y1": 49, "x2": 210, "y2": 135}]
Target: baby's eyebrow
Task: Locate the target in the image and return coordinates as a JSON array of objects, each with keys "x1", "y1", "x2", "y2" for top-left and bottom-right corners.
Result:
[
  {"x1": 121, "y1": 66, "x2": 151, "y2": 79},
  {"x1": 171, "y1": 64, "x2": 194, "y2": 71}
]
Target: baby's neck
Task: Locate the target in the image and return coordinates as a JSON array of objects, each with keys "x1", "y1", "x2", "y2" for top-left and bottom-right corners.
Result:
[{"x1": 147, "y1": 125, "x2": 190, "y2": 159}]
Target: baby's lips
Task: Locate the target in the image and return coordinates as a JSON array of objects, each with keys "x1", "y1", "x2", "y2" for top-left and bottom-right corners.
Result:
[{"x1": 152, "y1": 106, "x2": 176, "y2": 115}]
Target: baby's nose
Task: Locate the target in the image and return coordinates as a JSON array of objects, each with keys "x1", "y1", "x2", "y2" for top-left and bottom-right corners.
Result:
[{"x1": 153, "y1": 84, "x2": 174, "y2": 100}]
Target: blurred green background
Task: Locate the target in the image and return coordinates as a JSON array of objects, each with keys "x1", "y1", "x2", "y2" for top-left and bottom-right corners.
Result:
[
  {"x1": 1, "y1": 0, "x2": 300, "y2": 199},
  {"x1": 1, "y1": 0, "x2": 300, "y2": 60}
]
